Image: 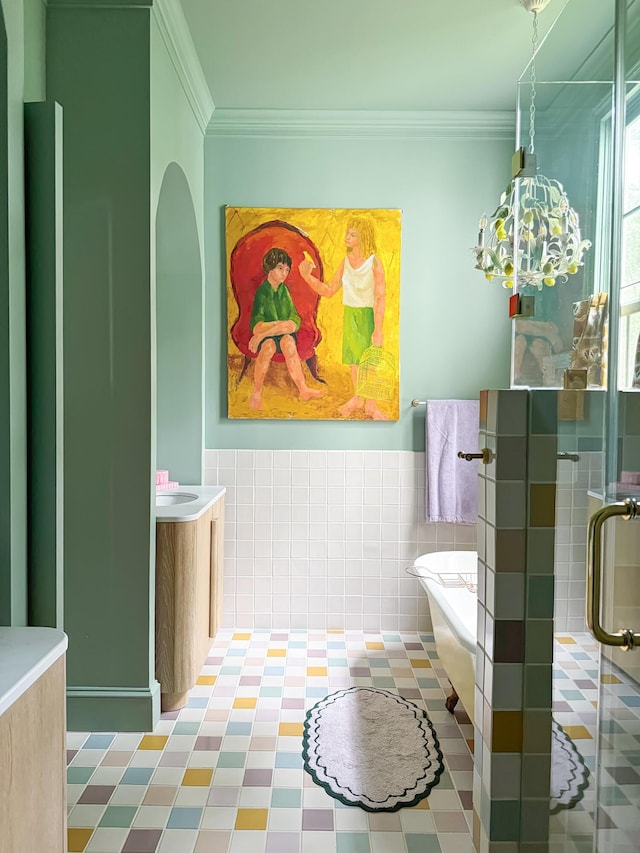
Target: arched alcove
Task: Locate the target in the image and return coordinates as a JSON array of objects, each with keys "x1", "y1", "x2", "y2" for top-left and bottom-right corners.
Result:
[{"x1": 155, "y1": 162, "x2": 203, "y2": 485}]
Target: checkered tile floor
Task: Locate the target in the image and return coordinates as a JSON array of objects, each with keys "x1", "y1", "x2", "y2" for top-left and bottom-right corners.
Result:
[
  {"x1": 550, "y1": 633, "x2": 640, "y2": 853},
  {"x1": 66, "y1": 631, "x2": 475, "y2": 853},
  {"x1": 66, "y1": 631, "x2": 640, "y2": 852}
]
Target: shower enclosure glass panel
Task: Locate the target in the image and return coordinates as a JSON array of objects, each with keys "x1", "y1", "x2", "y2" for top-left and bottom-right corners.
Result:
[
  {"x1": 511, "y1": 74, "x2": 613, "y2": 390},
  {"x1": 513, "y1": 0, "x2": 640, "y2": 849}
]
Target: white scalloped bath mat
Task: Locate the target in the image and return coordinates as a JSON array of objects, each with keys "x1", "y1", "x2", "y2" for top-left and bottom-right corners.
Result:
[
  {"x1": 302, "y1": 687, "x2": 589, "y2": 814},
  {"x1": 302, "y1": 687, "x2": 444, "y2": 811},
  {"x1": 550, "y1": 720, "x2": 590, "y2": 813}
]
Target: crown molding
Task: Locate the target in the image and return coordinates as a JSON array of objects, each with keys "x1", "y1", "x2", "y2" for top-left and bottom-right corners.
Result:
[
  {"x1": 206, "y1": 109, "x2": 516, "y2": 140},
  {"x1": 152, "y1": 0, "x2": 215, "y2": 134},
  {"x1": 46, "y1": 0, "x2": 153, "y2": 7}
]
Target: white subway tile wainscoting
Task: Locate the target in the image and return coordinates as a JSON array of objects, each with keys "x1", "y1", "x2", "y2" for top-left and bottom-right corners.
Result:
[
  {"x1": 204, "y1": 450, "x2": 477, "y2": 632},
  {"x1": 554, "y1": 450, "x2": 601, "y2": 634}
]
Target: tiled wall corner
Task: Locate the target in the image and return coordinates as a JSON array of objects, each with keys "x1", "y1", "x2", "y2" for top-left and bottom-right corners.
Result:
[
  {"x1": 522, "y1": 391, "x2": 557, "y2": 848},
  {"x1": 474, "y1": 390, "x2": 558, "y2": 852},
  {"x1": 203, "y1": 448, "x2": 476, "y2": 631},
  {"x1": 474, "y1": 389, "x2": 529, "y2": 852}
]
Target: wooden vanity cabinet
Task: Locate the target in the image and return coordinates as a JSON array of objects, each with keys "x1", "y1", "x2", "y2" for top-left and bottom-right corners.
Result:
[
  {"x1": 0, "y1": 629, "x2": 67, "y2": 853},
  {"x1": 155, "y1": 494, "x2": 224, "y2": 711}
]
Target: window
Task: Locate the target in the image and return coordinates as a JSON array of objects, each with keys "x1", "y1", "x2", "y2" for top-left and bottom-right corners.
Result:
[{"x1": 619, "y1": 111, "x2": 640, "y2": 388}]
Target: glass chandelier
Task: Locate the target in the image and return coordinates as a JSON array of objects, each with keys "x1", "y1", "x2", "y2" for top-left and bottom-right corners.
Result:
[{"x1": 472, "y1": 0, "x2": 591, "y2": 289}]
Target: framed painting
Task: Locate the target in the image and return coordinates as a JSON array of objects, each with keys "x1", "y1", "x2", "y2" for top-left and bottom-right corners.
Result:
[{"x1": 225, "y1": 206, "x2": 401, "y2": 420}]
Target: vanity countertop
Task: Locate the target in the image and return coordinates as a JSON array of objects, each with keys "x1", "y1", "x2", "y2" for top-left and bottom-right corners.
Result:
[
  {"x1": 0, "y1": 627, "x2": 68, "y2": 717},
  {"x1": 155, "y1": 485, "x2": 226, "y2": 523}
]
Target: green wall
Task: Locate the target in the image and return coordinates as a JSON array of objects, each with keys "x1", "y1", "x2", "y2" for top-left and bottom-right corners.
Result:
[
  {"x1": 36, "y1": 0, "x2": 210, "y2": 729},
  {"x1": 24, "y1": 100, "x2": 64, "y2": 630},
  {"x1": 150, "y1": 13, "x2": 206, "y2": 254},
  {"x1": 205, "y1": 129, "x2": 513, "y2": 451},
  {"x1": 47, "y1": 1, "x2": 158, "y2": 729},
  {"x1": 151, "y1": 14, "x2": 208, "y2": 486},
  {"x1": 156, "y1": 163, "x2": 203, "y2": 485},
  {"x1": 23, "y1": 0, "x2": 45, "y2": 102},
  {"x1": 0, "y1": 0, "x2": 28, "y2": 625}
]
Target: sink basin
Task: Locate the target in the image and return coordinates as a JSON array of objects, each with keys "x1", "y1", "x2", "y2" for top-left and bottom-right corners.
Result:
[
  {"x1": 156, "y1": 492, "x2": 199, "y2": 506},
  {"x1": 155, "y1": 485, "x2": 226, "y2": 522}
]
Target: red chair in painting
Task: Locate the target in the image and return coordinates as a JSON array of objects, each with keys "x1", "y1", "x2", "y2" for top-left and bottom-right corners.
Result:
[{"x1": 229, "y1": 220, "x2": 325, "y2": 386}]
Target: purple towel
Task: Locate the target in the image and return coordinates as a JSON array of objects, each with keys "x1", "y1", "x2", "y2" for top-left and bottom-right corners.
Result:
[{"x1": 425, "y1": 399, "x2": 479, "y2": 524}]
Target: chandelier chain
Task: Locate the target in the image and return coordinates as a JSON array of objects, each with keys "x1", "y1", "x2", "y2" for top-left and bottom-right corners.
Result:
[
  {"x1": 471, "y1": 2, "x2": 592, "y2": 290},
  {"x1": 529, "y1": 11, "x2": 538, "y2": 155}
]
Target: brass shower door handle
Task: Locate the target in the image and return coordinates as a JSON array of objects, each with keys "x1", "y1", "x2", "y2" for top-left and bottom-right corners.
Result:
[
  {"x1": 587, "y1": 497, "x2": 640, "y2": 650},
  {"x1": 457, "y1": 449, "x2": 494, "y2": 464}
]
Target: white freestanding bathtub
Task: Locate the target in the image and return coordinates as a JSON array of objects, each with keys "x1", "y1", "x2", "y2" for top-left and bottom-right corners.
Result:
[{"x1": 410, "y1": 550, "x2": 478, "y2": 724}]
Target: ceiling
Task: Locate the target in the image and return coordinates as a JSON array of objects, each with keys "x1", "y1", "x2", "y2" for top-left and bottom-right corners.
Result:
[{"x1": 178, "y1": 0, "x2": 615, "y2": 114}]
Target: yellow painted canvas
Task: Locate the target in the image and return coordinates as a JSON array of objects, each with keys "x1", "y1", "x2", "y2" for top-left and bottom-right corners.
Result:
[{"x1": 226, "y1": 207, "x2": 401, "y2": 420}]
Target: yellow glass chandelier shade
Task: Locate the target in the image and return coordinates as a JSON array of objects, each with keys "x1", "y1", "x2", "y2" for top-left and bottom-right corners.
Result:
[{"x1": 473, "y1": 173, "x2": 592, "y2": 289}]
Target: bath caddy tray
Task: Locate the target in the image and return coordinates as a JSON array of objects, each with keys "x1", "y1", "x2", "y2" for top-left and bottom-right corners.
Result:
[{"x1": 406, "y1": 564, "x2": 477, "y2": 594}]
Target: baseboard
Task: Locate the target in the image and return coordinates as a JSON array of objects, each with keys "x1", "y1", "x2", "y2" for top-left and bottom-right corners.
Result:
[{"x1": 67, "y1": 682, "x2": 161, "y2": 732}]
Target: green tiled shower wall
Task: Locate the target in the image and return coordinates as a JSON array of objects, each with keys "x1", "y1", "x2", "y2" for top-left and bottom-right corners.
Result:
[
  {"x1": 473, "y1": 390, "x2": 558, "y2": 853},
  {"x1": 557, "y1": 390, "x2": 640, "y2": 485},
  {"x1": 619, "y1": 392, "x2": 640, "y2": 474}
]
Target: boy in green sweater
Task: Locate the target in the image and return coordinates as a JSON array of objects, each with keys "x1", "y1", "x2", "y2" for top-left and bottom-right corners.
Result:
[{"x1": 248, "y1": 247, "x2": 324, "y2": 410}]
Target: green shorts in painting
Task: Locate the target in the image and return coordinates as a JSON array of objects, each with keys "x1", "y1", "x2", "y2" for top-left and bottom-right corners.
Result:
[
  {"x1": 257, "y1": 332, "x2": 297, "y2": 355},
  {"x1": 342, "y1": 306, "x2": 374, "y2": 365}
]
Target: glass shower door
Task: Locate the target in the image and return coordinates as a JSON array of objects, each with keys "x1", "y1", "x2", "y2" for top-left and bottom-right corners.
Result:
[
  {"x1": 551, "y1": 445, "x2": 640, "y2": 853},
  {"x1": 584, "y1": 13, "x2": 640, "y2": 839},
  {"x1": 588, "y1": 483, "x2": 640, "y2": 853},
  {"x1": 586, "y1": 1, "x2": 640, "y2": 848}
]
